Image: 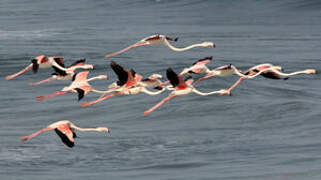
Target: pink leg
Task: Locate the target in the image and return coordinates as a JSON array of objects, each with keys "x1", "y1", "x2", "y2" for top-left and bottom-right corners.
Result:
[
  {"x1": 223, "y1": 77, "x2": 246, "y2": 96},
  {"x1": 5, "y1": 64, "x2": 32, "y2": 80},
  {"x1": 193, "y1": 74, "x2": 216, "y2": 86},
  {"x1": 36, "y1": 91, "x2": 71, "y2": 101},
  {"x1": 20, "y1": 127, "x2": 53, "y2": 142},
  {"x1": 144, "y1": 95, "x2": 177, "y2": 116},
  {"x1": 27, "y1": 77, "x2": 53, "y2": 86},
  {"x1": 105, "y1": 43, "x2": 147, "y2": 59},
  {"x1": 81, "y1": 92, "x2": 122, "y2": 107}
]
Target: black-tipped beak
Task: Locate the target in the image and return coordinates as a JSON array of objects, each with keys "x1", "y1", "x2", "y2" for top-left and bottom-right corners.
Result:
[
  {"x1": 174, "y1": 37, "x2": 178, "y2": 42},
  {"x1": 213, "y1": 43, "x2": 216, "y2": 48}
]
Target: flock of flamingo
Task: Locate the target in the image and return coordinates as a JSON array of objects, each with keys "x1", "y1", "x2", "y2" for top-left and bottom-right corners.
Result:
[{"x1": 6, "y1": 34, "x2": 317, "y2": 148}]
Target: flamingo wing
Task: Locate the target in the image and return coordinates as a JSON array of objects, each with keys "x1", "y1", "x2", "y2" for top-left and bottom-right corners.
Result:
[
  {"x1": 184, "y1": 76, "x2": 194, "y2": 86},
  {"x1": 53, "y1": 57, "x2": 65, "y2": 67},
  {"x1": 110, "y1": 61, "x2": 128, "y2": 86},
  {"x1": 166, "y1": 68, "x2": 187, "y2": 89},
  {"x1": 68, "y1": 59, "x2": 86, "y2": 68},
  {"x1": 253, "y1": 69, "x2": 282, "y2": 80},
  {"x1": 166, "y1": 68, "x2": 179, "y2": 87},
  {"x1": 52, "y1": 65, "x2": 67, "y2": 76},
  {"x1": 55, "y1": 124, "x2": 75, "y2": 148},
  {"x1": 73, "y1": 71, "x2": 89, "y2": 82},
  {"x1": 32, "y1": 59, "x2": 39, "y2": 73},
  {"x1": 75, "y1": 85, "x2": 92, "y2": 101},
  {"x1": 192, "y1": 56, "x2": 212, "y2": 66}
]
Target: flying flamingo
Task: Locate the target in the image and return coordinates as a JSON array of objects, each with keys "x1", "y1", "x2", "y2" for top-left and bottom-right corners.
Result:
[
  {"x1": 27, "y1": 59, "x2": 94, "y2": 86},
  {"x1": 5, "y1": 55, "x2": 90, "y2": 80},
  {"x1": 36, "y1": 71, "x2": 107, "y2": 101},
  {"x1": 159, "y1": 56, "x2": 214, "y2": 87},
  {"x1": 139, "y1": 73, "x2": 164, "y2": 90},
  {"x1": 105, "y1": 34, "x2": 215, "y2": 58},
  {"x1": 20, "y1": 120, "x2": 109, "y2": 148},
  {"x1": 224, "y1": 64, "x2": 317, "y2": 95},
  {"x1": 143, "y1": 68, "x2": 229, "y2": 116},
  {"x1": 81, "y1": 62, "x2": 165, "y2": 107}
]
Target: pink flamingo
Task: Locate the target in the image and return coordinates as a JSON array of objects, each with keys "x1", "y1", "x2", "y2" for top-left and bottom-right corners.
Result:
[
  {"x1": 81, "y1": 61, "x2": 163, "y2": 107},
  {"x1": 36, "y1": 71, "x2": 107, "y2": 101},
  {"x1": 224, "y1": 64, "x2": 317, "y2": 95},
  {"x1": 5, "y1": 55, "x2": 92, "y2": 80},
  {"x1": 105, "y1": 34, "x2": 215, "y2": 58},
  {"x1": 27, "y1": 59, "x2": 94, "y2": 85},
  {"x1": 20, "y1": 120, "x2": 109, "y2": 148},
  {"x1": 143, "y1": 68, "x2": 228, "y2": 116},
  {"x1": 159, "y1": 56, "x2": 214, "y2": 87}
]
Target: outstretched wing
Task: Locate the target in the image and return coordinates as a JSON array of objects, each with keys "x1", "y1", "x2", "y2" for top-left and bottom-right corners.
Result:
[
  {"x1": 192, "y1": 56, "x2": 212, "y2": 66},
  {"x1": 68, "y1": 59, "x2": 86, "y2": 68},
  {"x1": 110, "y1": 61, "x2": 128, "y2": 86},
  {"x1": 55, "y1": 124, "x2": 75, "y2": 148}
]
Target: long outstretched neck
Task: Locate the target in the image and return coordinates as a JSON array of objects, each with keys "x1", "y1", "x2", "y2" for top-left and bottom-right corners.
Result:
[
  {"x1": 163, "y1": 39, "x2": 205, "y2": 52},
  {"x1": 20, "y1": 127, "x2": 53, "y2": 141},
  {"x1": 70, "y1": 125, "x2": 101, "y2": 132},
  {"x1": 270, "y1": 68, "x2": 316, "y2": 76},
  {"x1": 192, "y1": 88, "x2": 225, "y2": 96},
  {"x1": 6, "y1": 64, "x2": 33, "y2": 80}
]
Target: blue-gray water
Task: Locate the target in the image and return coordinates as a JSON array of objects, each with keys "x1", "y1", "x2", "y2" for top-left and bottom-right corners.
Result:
[{"x1": 1, "y1": 0, "x2": 321, "y2": 179}]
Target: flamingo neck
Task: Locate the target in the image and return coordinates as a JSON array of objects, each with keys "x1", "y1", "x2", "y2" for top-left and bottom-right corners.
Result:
[
  {"x1": 72, "y1": 126, "x2": 101, "y2": 132},
  {"x1": 271, "y1": 69, "x2": 315, "y2": 76},
  {"x1": 163, "y1": 39, "x2": 205, "y2": 52}
]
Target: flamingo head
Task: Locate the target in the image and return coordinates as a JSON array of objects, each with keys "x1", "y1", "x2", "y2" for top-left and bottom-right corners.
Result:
[
  {"x1": 96, "y1": 127, "x2": 110, "y2": 133},
  {"x1": 201, "y1": 42, "x2": 215, "y2": 48},
  {"x1": 304, "y1": 69, "x2": 317, "y2": 74},
  {"x1": 84, "y1": 64, "x2": 94, "y2": 70}
]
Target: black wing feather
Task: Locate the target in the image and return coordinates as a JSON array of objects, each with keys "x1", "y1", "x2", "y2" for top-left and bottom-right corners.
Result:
[
  {"x1": 75, "y1": 88, "x2": 85, "y2": 101},
  {"x1": 32, "y1": 59, "x2": 39, "y2": 73},
  {"x1": 54, "y1": 129, "x2": 74, "y2": 148},
  {"x1": 166, "y1": 68, "x2": 179, "y2": 87},
  {"x1": 192, "y1": 56, "x2": 213, "y2": 65},
  {"x1": 68, "y1": 59, "x2": 86, "y2": 68},
  {"x1": 110, "y1": 61, "x2": 128, "y2": 86}
]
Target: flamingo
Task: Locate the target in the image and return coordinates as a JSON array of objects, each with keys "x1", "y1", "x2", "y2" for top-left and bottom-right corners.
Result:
[
  {"x1": 224, "y1": 64, "x2": 317, "y2": 95},
  {"x1": 5, "y1": 55, "x2": 92, "y2": 80},
  {"x1": 27, "y1": 59, "x2": 94, "y2": 86},
  {"x1": 143, "y1": 68, "x2": 229, "y2": 116},
  {"x1": 105, "y1": 34, "x2": 215, "y2": 58},
  {"x1": 36, "y1": 71, "x2": 107, "y2": 101},
  {"x1": 139, "y1": 73, "x2": 164, "y2": 90},
  {"x1": 20, "y1": 120, "x2": 109, "y2": 148},
  {"x1": 81, "y1": 62, "x2": 164, "y2": 107},
  {"x1": 158, "y1": 56, "x2": 214, "y2": 87}
]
